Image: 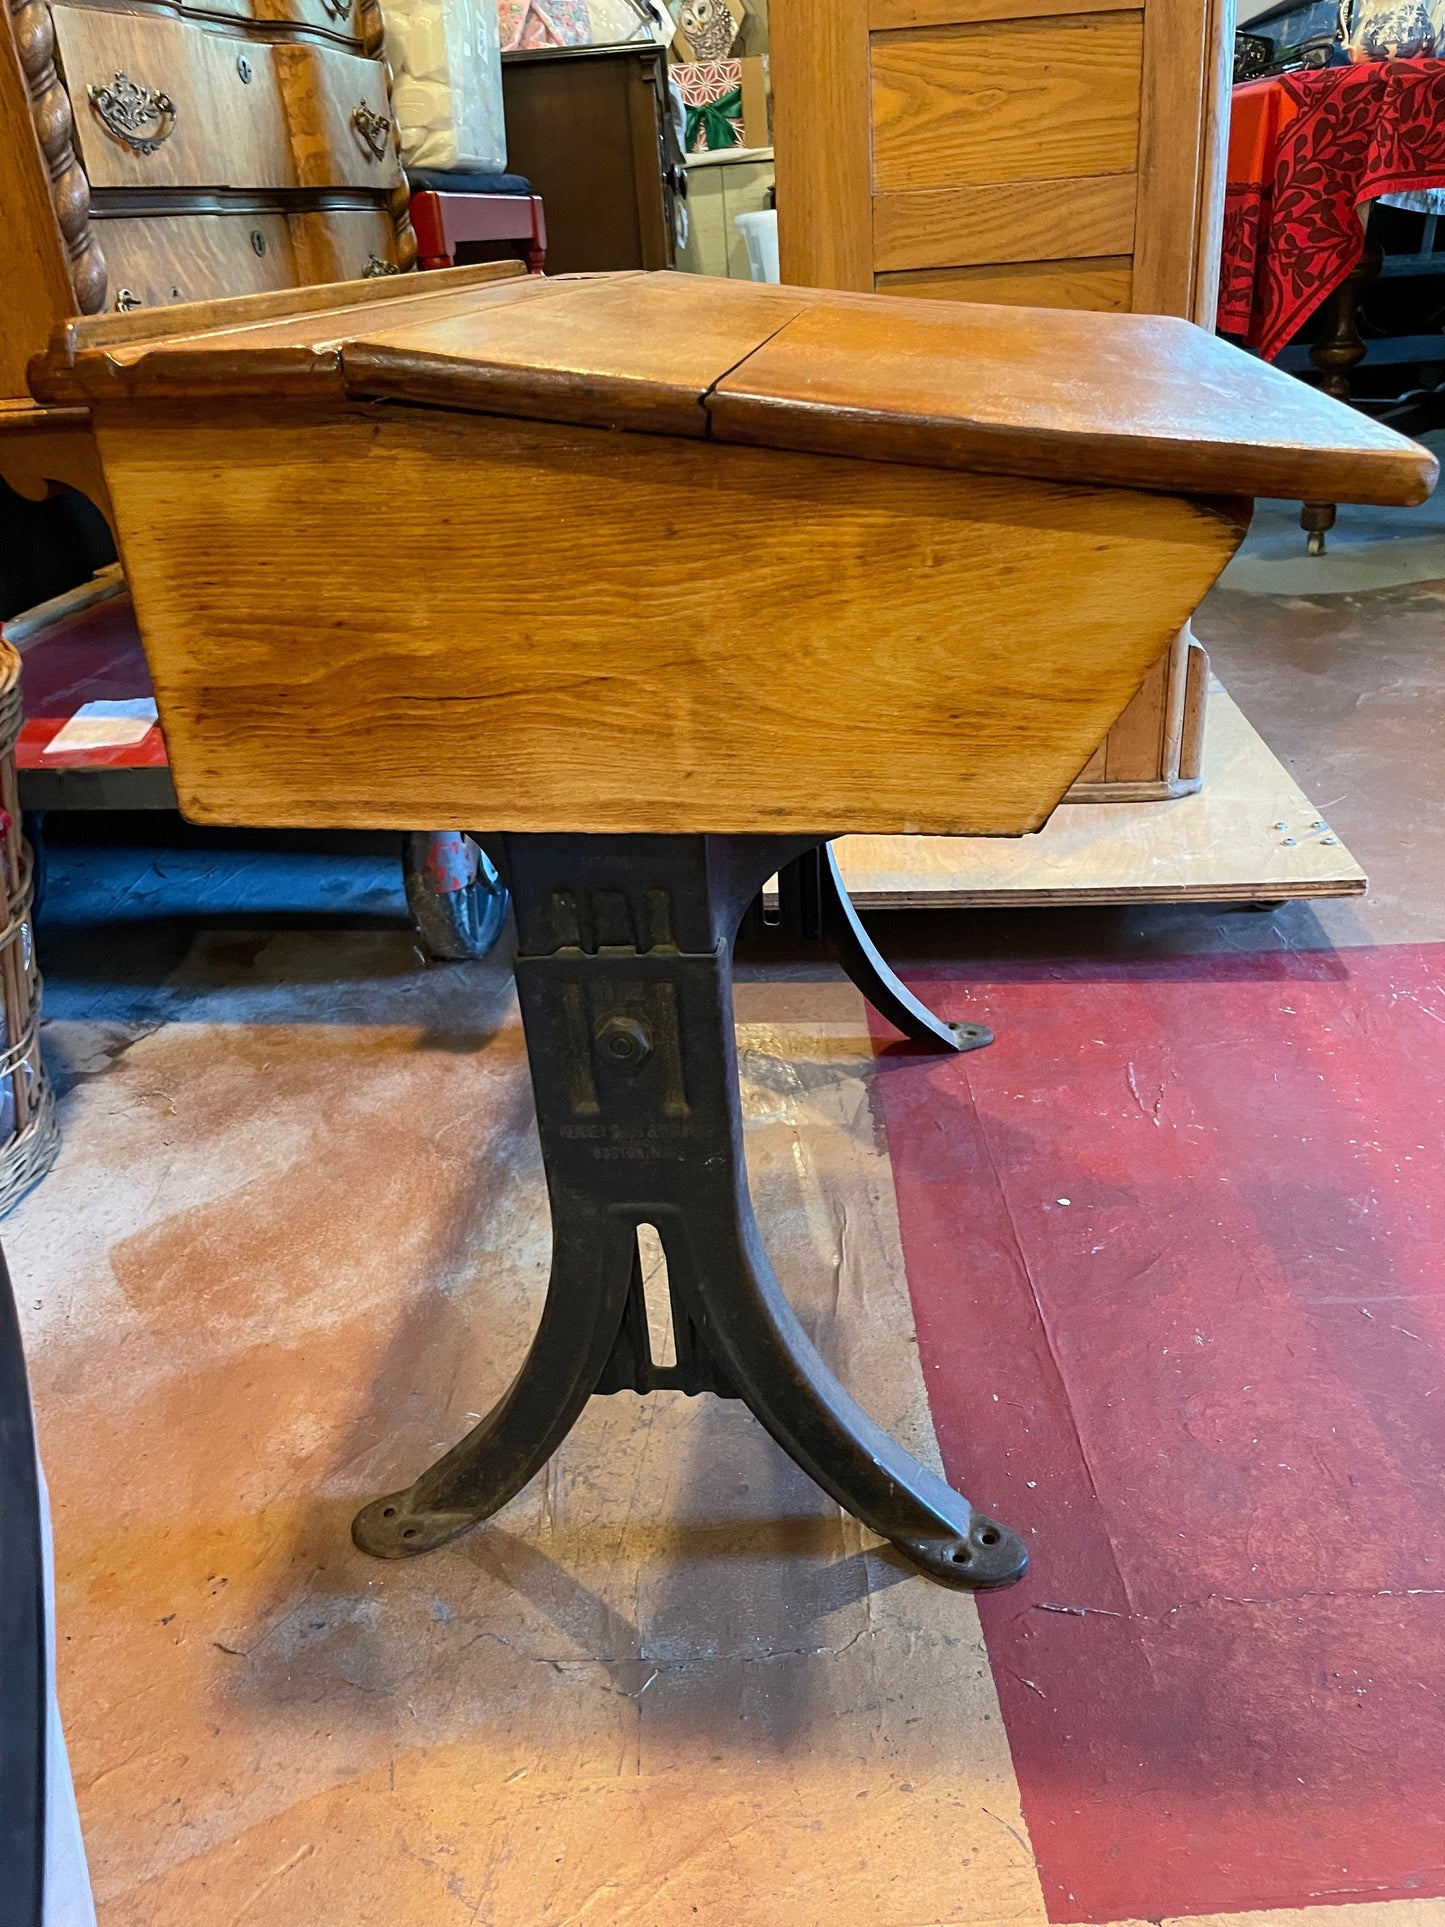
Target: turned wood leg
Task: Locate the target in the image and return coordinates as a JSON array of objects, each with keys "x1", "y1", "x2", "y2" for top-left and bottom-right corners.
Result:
[{"x1": 1302, "y1": 240, "x2": 1382, "y2": 554}]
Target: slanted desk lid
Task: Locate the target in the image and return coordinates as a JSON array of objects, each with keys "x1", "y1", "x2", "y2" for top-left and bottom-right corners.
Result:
[
  {"x1": 708, "y1": 295, "x2": 1438, "y2": 508},
  {"x1": 31, "y1": 267, "x2": 1436, "y2": 506},
  {"x1": 31, "y1": 268, "x2": 805, "y2": 438}
]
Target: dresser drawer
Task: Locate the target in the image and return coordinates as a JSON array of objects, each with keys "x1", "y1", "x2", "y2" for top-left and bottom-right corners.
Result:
[
  {"x1": 273, "y1": 40, "x2": 402, "y2": 190},
  {"x1": 86, "y1": 207, "x2": 399, "y2": 315},
  {"x1": 290, "y1": 206, "x2": 398, "y2": 281},
  {"x1": 257, "y1": 0, "x2": 364, "y2": 45},
  {"x1": 52, "y1": 5, "x2": 397, "y2": 192},
  {"x1": 54, "y1": 6, "x2": 293, "y2": 191},
  {"x1": 179, "y1": 0, "x2": 364, "y2": 47},
  {"x1": 91, "y1": 211, "x2": 298, "y2": 309}
]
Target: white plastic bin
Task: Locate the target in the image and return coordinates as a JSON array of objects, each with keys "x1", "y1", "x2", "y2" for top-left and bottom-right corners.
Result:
[{"x1": 734, "y1": 209, "x2": 779, "y2": 284}]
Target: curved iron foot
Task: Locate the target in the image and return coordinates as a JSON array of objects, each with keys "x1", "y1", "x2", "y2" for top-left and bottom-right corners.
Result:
[
  {"x1": 819, "y1": 842, "x2": 992, "y2": 1053},
  {"x1": 352, "y1": 1211, "x2": 637, "y2": 1558},
  {"x1": 352, "y1": 833, "x2": 1027, "y2": 1592},
  {"x1": 658, "y1": 1179, "x2": 1027, "y2": 1590},
  {"x1": 768, "y1": 844, "x2": 990, "y2": 1053}
]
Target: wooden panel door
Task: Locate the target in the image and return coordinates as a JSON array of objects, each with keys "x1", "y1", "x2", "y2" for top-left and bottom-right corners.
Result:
[{"x1": 773, "y1": 0, "x2": 1233, "y2": 325}]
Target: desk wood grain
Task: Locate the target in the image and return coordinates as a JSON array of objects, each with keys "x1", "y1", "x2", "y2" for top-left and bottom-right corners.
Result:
[
  {"x1": 98, "y1": 401, "x2": 1247, "y2": 835},
  {"x1": 708, "y1": 294, "x2": 1438, "y2": 506}
]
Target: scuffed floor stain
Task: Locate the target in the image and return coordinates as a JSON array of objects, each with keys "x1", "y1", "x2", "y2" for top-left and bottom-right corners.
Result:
[{"x1": 9, "y1": 900, "x2": 1039, "y2": 1927}]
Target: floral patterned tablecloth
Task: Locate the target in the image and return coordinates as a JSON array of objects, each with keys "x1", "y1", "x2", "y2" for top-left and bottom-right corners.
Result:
[{"x1": 1218, "y1": 57, "x2": 1445, "y2": 358}]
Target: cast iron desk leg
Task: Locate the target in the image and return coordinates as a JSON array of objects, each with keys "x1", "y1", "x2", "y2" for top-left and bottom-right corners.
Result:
[
  {"x1": 353, "y1": 833, "x2": 1027, "y2": 1592},
  {"x1": 761, "y1": 845, "x2": 992, "y2": 1052}
]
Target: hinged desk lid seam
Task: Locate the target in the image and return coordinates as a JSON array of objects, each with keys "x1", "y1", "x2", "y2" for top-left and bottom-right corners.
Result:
[{"x1": 27, "y1": 269, "x2": 1438, "y2": 506}]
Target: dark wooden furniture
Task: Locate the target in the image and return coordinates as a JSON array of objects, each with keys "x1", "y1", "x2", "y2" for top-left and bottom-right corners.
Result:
[
  {"x1": 499, "y1": 44, "x2": 682, "y2": 274},
  {"x1": 30, "y1": 266, "x2": 1433, "y2": 1593}
]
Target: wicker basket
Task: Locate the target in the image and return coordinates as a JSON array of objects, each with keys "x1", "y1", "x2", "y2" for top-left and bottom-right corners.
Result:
[{"x1": 0, "y1": 640, "x2": 58, "y2": 1215}]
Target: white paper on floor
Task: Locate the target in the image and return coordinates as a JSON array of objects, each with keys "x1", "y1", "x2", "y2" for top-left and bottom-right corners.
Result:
[{"x1": 42, "y1": 698, "x2": 158, "y2": 755}]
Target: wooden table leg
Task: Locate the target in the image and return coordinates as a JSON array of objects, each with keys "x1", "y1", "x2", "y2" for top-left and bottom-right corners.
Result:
[
  {"x1": 1302, "y1": 240, "x2": 1384, "y2": 554},
  {"x1": 352, "y1": 832, "x2": 1028, "y2": 1592}
]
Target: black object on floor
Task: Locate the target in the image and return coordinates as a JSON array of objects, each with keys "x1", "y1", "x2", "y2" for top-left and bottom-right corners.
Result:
[{"x1": 0, "y1": 1245, "x2": 45, "y2": 1927}]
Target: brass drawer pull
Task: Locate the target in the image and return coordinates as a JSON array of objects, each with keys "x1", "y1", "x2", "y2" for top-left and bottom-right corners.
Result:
[
  {"x1": 351, "y1": 101, "x2": 390, "y2": 160},
  {"x1": 87, "y1": 72, "x2": 177, "y2": 155}
]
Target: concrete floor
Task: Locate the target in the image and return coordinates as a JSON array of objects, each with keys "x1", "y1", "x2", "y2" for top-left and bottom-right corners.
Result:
[
  {"x1": 9, "y1": 481, "x2": 1445, "y2": 1925},
  {"x1": 1201, "y1": 470, "x2": 1445, "y2": 950}
]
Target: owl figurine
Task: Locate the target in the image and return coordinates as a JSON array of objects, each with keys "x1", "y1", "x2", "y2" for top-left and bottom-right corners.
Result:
[{"x1": 677, "y1": 0, "x2": 740, "y2": 62}]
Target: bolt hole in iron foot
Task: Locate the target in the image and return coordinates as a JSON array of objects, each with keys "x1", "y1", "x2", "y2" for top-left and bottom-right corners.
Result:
[
  {"x1": 352, "y1": 1494, "x2": 481, "y2": 1558},
  {"x1": 905, "y1": 1517, "x2": 1029, "y2": 1590}
]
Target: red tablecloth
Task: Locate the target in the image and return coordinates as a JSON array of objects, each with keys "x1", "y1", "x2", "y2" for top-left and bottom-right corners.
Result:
[{"x1": 1218, "y1": 58, "x2": 1445, "y2": 360}]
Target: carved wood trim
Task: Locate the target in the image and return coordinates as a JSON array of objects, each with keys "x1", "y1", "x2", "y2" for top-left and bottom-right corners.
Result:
[
  {"x1": 9, "y1": 0, "x2": 107, "y2": 314},
  {"x1": 357, "y1": 0, "x2": 416, "y2": 272}
]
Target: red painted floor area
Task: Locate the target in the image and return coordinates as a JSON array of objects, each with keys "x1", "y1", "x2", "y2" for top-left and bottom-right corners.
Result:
[{"x1": 871, "y1": 945, "x2": 1445, "y2": 1924}]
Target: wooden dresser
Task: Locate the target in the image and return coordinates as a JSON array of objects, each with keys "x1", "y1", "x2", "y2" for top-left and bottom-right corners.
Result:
[
  {"x1": 500, "y1": 45, "x2": 682, "y2": 276},
  {"x1": 0, "y1": 0, "x2": 416, "y2": 421}
]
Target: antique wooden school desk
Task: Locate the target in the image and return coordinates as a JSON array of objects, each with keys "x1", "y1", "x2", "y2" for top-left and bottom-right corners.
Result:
[{"x1": 29, "y1": 263, "x2": 1435, "y2": 1592}]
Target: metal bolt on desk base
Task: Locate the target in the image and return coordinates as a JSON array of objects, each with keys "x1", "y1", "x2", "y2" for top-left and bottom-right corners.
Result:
[{"x1": 352, "y1": 834, "x2": 1028, "y2": 1593}]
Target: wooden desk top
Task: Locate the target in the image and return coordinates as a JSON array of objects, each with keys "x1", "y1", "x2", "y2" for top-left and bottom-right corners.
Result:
[{"x1": 31, "y1": 263, "x2": 1436, "y2": 508}]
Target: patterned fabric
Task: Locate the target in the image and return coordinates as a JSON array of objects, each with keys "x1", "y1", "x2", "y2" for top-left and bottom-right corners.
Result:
[
  {"x1": 1218, "y1": 58, "x2": 1445, "y2": 358},
  {"x1": 1348, "y1": 0, "x2": 1445, "y2": 60},
  {"x1": 497, "y1": 0, "x2": 593, "y2": 49}
]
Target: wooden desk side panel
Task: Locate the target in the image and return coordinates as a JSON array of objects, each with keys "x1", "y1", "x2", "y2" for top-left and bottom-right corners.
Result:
[
  {"x1": 95, "y1": 404, "x2": 1246, "y2": 835},
  {"x1": 0, "y1": 402, "x2": 112, "y2": 524}
]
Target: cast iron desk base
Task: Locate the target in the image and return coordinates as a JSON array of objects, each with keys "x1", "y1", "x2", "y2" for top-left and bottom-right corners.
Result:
[{"x1": 352, "y1": 835, "x2": 1029, "y2": 1591}]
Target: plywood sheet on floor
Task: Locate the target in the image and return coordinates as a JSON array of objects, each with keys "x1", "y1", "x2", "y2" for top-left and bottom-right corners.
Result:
[{"x1": 834, "y1": 685, "x2": 1365, "y2": 908}]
